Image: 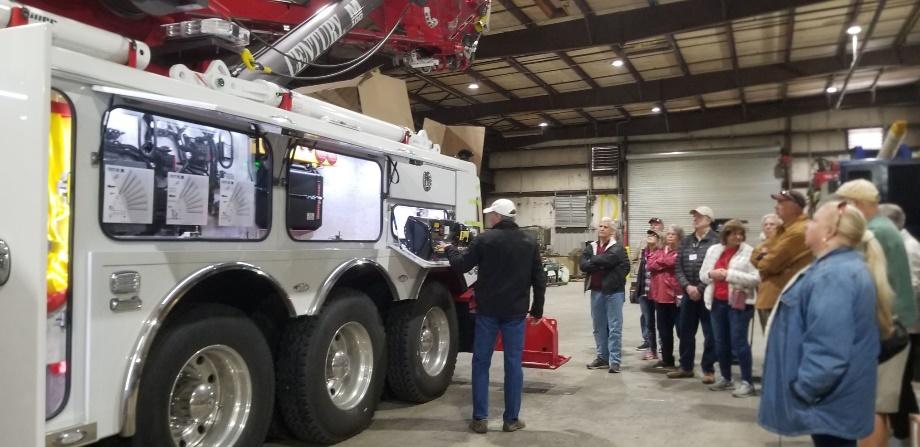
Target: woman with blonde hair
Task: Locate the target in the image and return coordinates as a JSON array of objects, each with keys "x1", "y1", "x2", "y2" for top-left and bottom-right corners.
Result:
[{"x1": 759, "y1": 201, "x2": 893, "y2": 447}]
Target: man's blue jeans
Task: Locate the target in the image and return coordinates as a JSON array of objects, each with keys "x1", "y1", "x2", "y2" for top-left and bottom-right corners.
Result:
[
  {"x1": 472, "y1": 315, "x2": 526, "y2": 422},
  {"x1": 590, "y1": 290, "x2": 625, "y2": 366},
  {"x1": 678, "y1": 295, "x2": 716, "y2": 373}
]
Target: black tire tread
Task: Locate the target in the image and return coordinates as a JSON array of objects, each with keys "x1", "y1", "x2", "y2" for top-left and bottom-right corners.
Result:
[
  {"x1": 276, "y1": 289, "x2": 384, "y2": 445},
  {"x1": 385, "y1": 281, "x2": 458, "y2": 403}
]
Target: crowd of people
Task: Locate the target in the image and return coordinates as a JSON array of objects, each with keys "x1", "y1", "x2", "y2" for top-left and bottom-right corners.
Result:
[
  {"x1": 579, "y1": 179, "x2": 920, "y2": 446},
  {"x1": 442, "y1": 183, "x2": 920, "y2": 444}
]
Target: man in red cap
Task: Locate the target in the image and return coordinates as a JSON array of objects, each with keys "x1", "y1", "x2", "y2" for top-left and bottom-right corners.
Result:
[{"x1": 750, "y1": 190, "x2": 812, "y2": 331}]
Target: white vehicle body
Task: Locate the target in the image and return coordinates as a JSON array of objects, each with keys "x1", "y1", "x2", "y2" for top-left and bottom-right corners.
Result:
[{"x1": 0, "y1": 19, "x2": 481, "y2": 447}]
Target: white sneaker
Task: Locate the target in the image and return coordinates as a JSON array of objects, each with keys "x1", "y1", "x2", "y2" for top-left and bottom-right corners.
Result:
[
  {"x1": 732, "y1": 381, "x2": 755, "y2": 397},
  {"x1": 708, "y1": 378, "x2": 735, "y2": 391}
]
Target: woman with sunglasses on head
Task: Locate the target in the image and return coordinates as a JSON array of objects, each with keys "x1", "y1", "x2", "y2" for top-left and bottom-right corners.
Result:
[
  {"x1": 699, "y1": 219, "x2": 760, "y2": 397},
  {"x1": 758, "y1": 200, "x2": 894, "y2": 447}
]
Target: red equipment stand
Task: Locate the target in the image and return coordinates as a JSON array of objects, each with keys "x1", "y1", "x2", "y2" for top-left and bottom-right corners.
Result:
[{"x1": 495, "y1": 316, "x2": 571, "y2": 370}]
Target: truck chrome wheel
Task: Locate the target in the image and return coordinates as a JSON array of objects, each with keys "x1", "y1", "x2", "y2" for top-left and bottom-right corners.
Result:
[
  {"x1": 418, "y1": 307, "x2": 450, "y2": 376},
  {"x1": 168, "y1": 345, "x2": 252, "y2": 447},
  {"x1": 325, "y1": 322, "x2": 374, "y2": 410}
]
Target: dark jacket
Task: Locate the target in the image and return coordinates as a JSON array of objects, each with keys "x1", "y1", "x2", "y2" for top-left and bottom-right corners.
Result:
[
  {"x1": 446, "y1": 220, "x2": 546, "y2": 318},
  {"x1": 634, "y1": 248, "x2": 650, "y2": 297},
  {"x1": 580, "y1": 239, "x2": 630, "y2": 294},
  {"x1": 675, "y1": 229, "x2": 719, "y2": 292}
]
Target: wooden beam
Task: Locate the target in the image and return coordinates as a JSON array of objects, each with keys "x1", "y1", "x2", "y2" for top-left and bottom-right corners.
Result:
[
  {"x1": 895, "y1": 1, "x2": 920, "y2": 47},
  {"x1": 489, "y1": 84, "x2": 920, "y2": 147},
  {"x1": 557, "y1": 51, "x2": 600, "y2": 89},
  {"x1": 726, "y1": 23, "x2": 747, "y2": 115},
  {"x1": 410, "y1": 70, "x2": 479, "y2": 105},
  {"x1": 611, "y1": 45, "x2": 644, "y2": 84},
  {"x1": 533, "y1": 0, "x2": 568, "y2": 19},
  {"x1": 475, "y1": 0, "x2": 828, "y2": 59},
  {"x1": 497, "y1": 0, "x2": 535, "y2": 28},
  {"x1": 784, "y1": 7, "x2": 795, "y2": 63},
  {"x1": 422, "y1": 44, "x2": 920, "y2": 123}
]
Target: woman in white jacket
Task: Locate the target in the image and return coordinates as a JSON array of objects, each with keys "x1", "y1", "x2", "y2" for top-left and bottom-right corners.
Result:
[{"x1": 699, "y1": 220, "x2": 760, "y2": 397}]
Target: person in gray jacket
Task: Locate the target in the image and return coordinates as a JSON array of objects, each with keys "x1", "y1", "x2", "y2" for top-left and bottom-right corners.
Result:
[{"x1": 667, "y1": 206, "x2": 719, "y2": 384}]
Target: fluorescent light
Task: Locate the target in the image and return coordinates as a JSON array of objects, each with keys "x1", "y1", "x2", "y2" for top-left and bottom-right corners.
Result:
[
  {"x1": 611, "y1": 59, "x2": 625, "y2": 67},
  {"x1": 468, "y1": 83, "x2": 480, "y2": 90},
  {"x1": 651, "y1": 106, "x2": 661, "y2": 113},
  {"x1": 847, "y1": 25, "x2": 862, "y2": 35},
  {"x1": 826, "y1": 86, "x2": 838, "y2": 94},
  {"x1": 538, "y1": 122, "x2": 549, "y2": 127}
]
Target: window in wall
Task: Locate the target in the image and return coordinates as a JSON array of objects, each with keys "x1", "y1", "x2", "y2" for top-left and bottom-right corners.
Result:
[
  {"x1": 100, "y1": 108, "x2": 272, "y2": 240},
  {"x1": 847, "y1": 127, "x2": 884, "y2": 150},
  {"x1": 287, "y1": 143, "x2": 383, "y2": 242}
]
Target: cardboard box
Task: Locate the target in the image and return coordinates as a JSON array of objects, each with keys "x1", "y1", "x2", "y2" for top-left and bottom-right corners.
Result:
[
  {"x1": 293, "y1": 69, "x2": 415, "y2": 130},
  {"x1": 423, "y1": 118, "x2": 485, "y2": 173}
]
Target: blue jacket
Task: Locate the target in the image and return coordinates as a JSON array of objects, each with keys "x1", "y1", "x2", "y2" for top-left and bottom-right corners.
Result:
[{"x1": 758, "y1": 248, "x2": 879, "y2": 439}]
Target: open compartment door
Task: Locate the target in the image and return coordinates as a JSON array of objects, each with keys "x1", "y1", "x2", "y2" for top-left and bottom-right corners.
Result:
[{"x1": 0, "y1": 23, "x2": 52, "y2": 446}]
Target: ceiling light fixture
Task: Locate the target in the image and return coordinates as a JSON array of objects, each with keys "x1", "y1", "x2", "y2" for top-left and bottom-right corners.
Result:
[
  {"x1": 847, "y1": 25, "x2": 862, "y2": 35},
  {"x1": 651, "y1": 106, "x2": 661, "y2": 113},
  {"x1": 538, "y1": 122, "x2": 549, "y2": 127},
  {"x1": 611, "y1": 59, "x2": 625, "y2": 67},
  {"x1": 468, "y1": 82, "x2": 479, "y2": 90},
  {"x1": 826, "y1": 86, "x2": 838, "y2": 94}
]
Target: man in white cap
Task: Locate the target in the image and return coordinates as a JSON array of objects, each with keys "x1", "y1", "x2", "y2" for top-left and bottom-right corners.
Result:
[
  {"x1": 443, "y1": 198, "x2": 545, "y2": 434},
  {"x1": 836, "y1": 179, "x2": 917, "y2": 444},
  {"x1": 668, "y1": 206, "x2": 718, "y2": 383}
]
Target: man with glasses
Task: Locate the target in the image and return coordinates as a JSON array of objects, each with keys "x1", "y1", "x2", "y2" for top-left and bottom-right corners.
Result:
[{"x1": 750, "y1": 190, "x2": 813, "y2": 331}]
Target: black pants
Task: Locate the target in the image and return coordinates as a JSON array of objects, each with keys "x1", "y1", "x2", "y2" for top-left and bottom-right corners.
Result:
[
  {"x1": 811, "y1": 434, "x2": 855, "y2": 447},
  {"x1": 678, "y1": 295, "x2": 715, "y2": 373},
  {"x1": 890, "y1": 335, "x2": 920, "y2": 439},
  {"x1": 655, "y1": 302, "x2": 678, "y2": 366}
]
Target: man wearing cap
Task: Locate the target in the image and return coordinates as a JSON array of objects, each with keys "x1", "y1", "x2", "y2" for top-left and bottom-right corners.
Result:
[
  {"x1": 581, "y1": 217, "x2": 631, "y2": 373},
  {"x1": 668, "y1": 206, "x2": 719, "y2": 383},
  {"x1": 750, "y1": 190, "x2": 813, "y2": 331},
  {"x1": 835, "y1": 179, "x2": 917, "y2": 444},
  {"x1": 632, "y1": 217, "x2": 665, "y2": 351},
  {"x1": 443, "y1": 198, "x2": 546, "y2": 434}
]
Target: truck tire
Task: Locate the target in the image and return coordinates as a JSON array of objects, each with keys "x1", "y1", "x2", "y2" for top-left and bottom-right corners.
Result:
[
  {"x1": 276, "y1": 288, "x2": 386, "y2": 444},
  {"x1": 386, "y1": 281, "x2": 458, "y2": 402},
  {"x1": 133, "y1": 305, "x2": 274, "y2": 447}
]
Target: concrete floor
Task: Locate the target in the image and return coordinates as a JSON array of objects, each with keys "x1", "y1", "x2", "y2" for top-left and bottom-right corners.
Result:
[{"x1": 268, "y1": 282, "x2": 811, "y2": 447}]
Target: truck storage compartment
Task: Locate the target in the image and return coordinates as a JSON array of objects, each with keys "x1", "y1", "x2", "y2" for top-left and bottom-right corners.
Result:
[{"x1": 286, "y1": 164, "x2": 324, "y2": 231}]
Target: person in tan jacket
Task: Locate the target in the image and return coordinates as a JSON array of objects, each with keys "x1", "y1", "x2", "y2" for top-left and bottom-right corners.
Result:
[{"x1": 750, "y1": 190, "x2": 813, "y2": 331}]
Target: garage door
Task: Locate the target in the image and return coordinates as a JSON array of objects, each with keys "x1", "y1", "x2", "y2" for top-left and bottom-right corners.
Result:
[{"x1": 625, "y1": 147, "x2": 781, "y2": 251}]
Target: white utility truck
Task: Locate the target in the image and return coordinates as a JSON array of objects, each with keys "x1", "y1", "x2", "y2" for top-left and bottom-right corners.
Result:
[{"x1": 0, "y1": 2, "x2": 484, "y2": 446}]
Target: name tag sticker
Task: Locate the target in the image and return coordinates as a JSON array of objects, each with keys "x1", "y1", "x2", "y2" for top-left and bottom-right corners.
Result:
[{"x1": 688, "y1": 254, "x2": 698, "y2": 261}]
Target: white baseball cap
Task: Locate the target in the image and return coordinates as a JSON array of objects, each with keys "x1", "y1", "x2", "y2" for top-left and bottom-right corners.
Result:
[
  {"x1": 835, "y1": 179, "x2": 880, "y2": 204},
  {"x1": 484, "y1": 198, "x2": 516, "y2": 217},
  {"x1": 690, "y1": 206, "x2": 714, "y2": 219}
]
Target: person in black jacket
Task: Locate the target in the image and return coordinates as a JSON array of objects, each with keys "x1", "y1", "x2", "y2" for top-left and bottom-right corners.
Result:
[
  {"x1": 667, "y1": 206, "x2": 719, "y2": 383},
  {"x1": 443, "y1": 198, "x2": 545, "y2": 434},
  {"x1": 581, "y1": 217, "x2": 631, "y2": 373}
]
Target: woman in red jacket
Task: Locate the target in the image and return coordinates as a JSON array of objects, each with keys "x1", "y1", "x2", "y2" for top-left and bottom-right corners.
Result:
[{"x1": 648, "y1": 225, "x2": 685, "y2": 369}]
